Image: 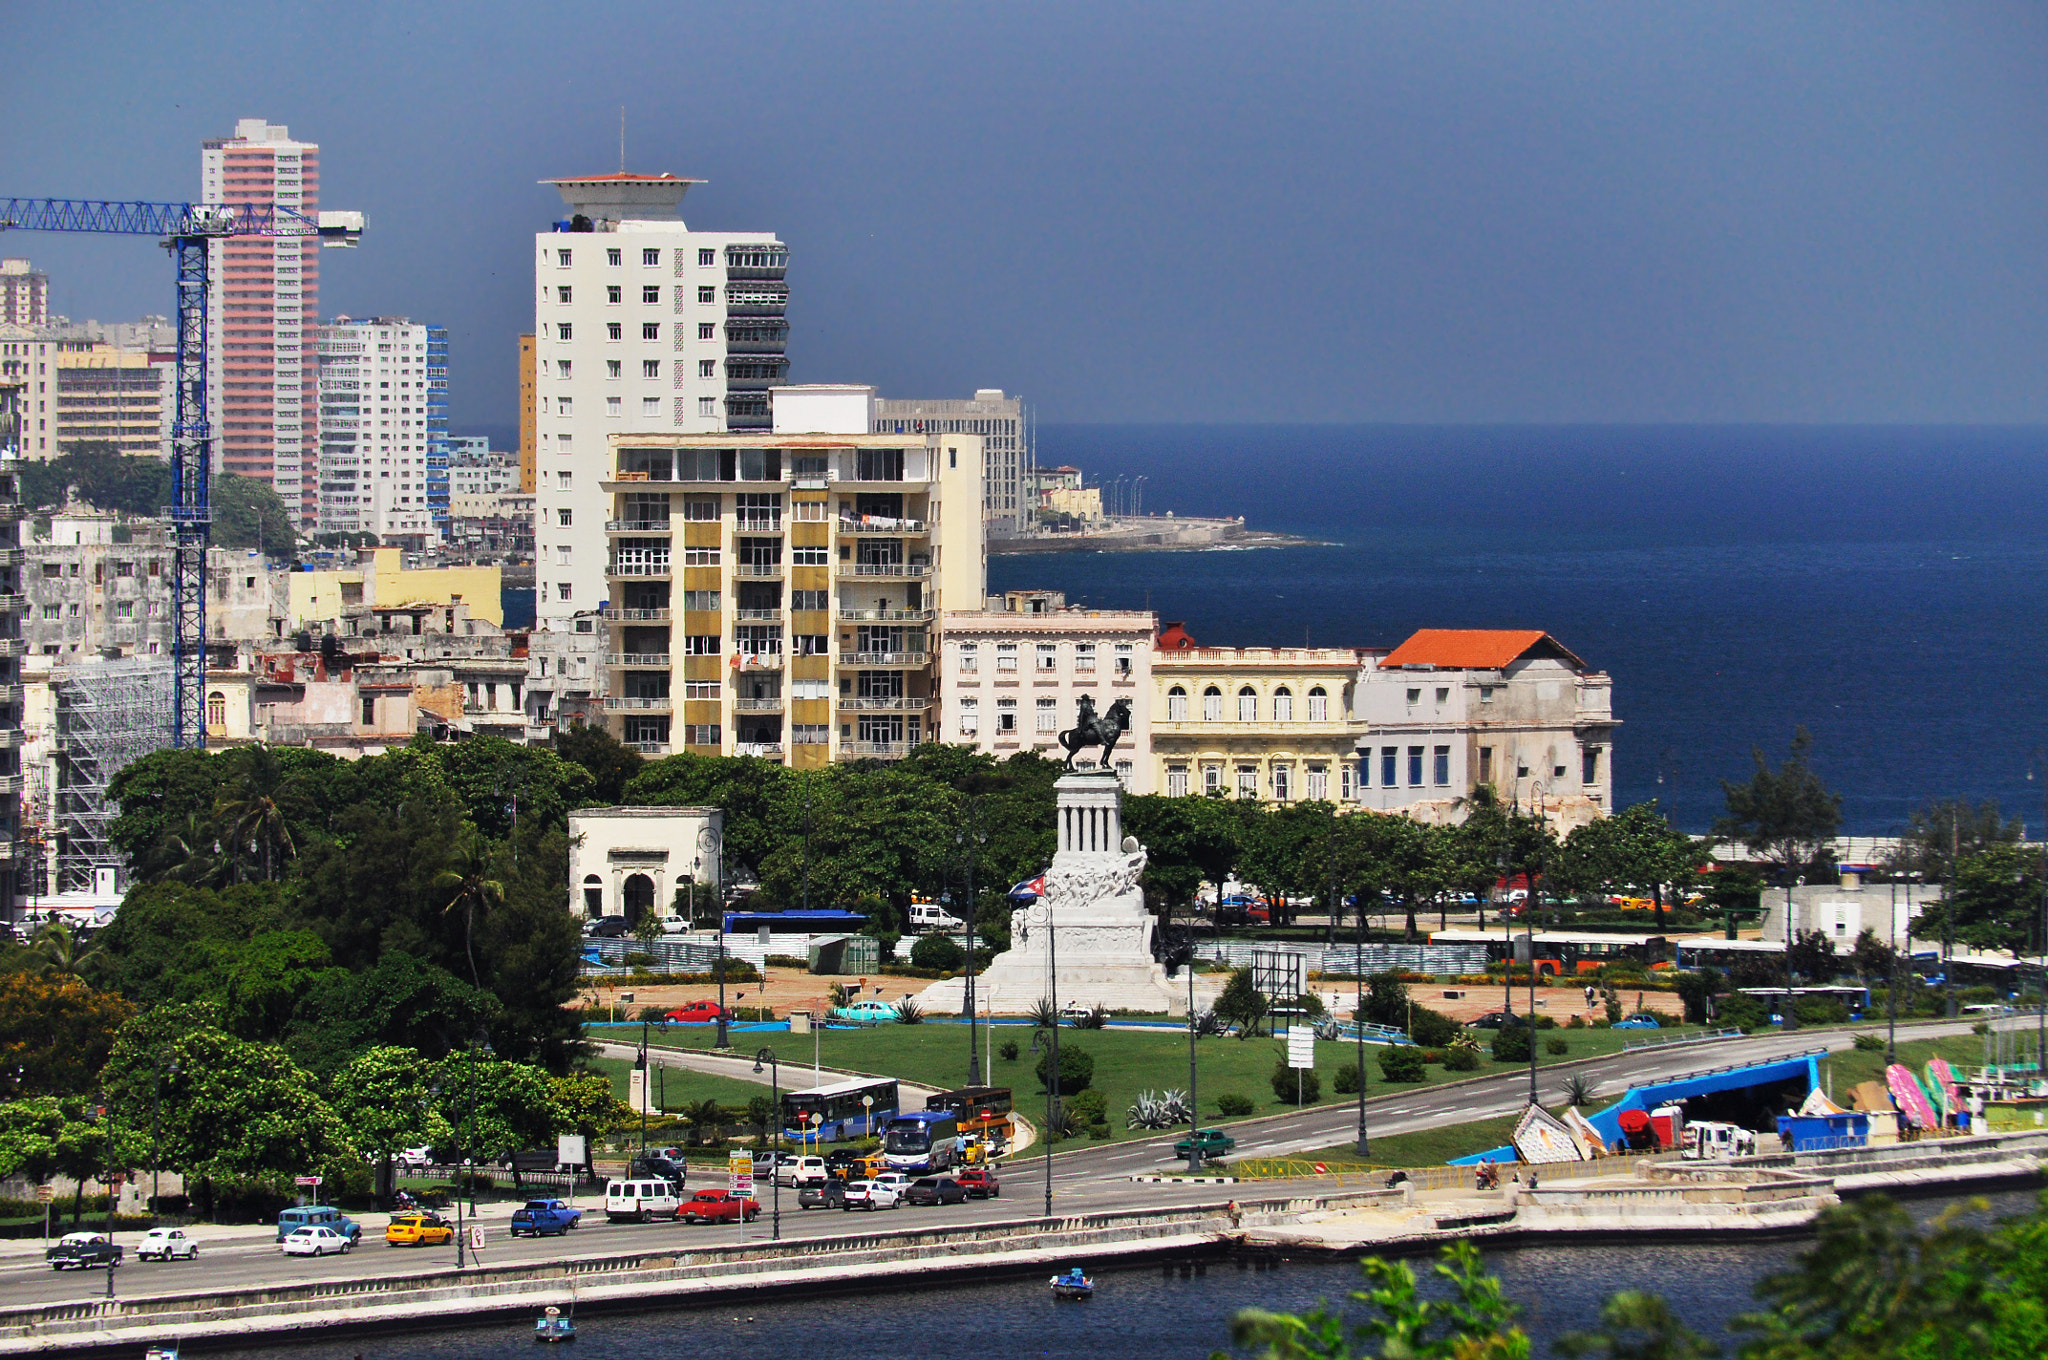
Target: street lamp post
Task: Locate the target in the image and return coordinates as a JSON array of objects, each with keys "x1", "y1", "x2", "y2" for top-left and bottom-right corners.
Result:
[
  {"x1": 1030, "y1": 1029, "x2": 1054, "y2": 1215},
  {"x1": 751, "y1": 1049, "x2": 780, "y2": 1241},
  {"x1": 1184, "y1": 901, "x2": 1201, "y2": 1175},
  {"x1": 637, "y1": 1016, "x2": 668, "y2": 1159},
  {"x1": 958, "y1": 802, "x2": 986, "y2": 1085},
  {"x1": 151, "y1": 1054, "x2": 178, "y2": 1217},
  {"x1": 95, "y1": 1097, "x2": 115, "y2": 1299},
  {"x1": 1355, "y1": 877, "x2": 1369, "y2": 1159},
  {"x1": 1528, "y1": 785, "x2": 1546, "y2": 1107},
  {"x1": 1887, "y1": 870, "x2": 1900, "y2": 1065}
]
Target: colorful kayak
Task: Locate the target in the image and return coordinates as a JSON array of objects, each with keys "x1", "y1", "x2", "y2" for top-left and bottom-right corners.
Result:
[
  {"x1": 1925, "y1": 1058, "x2": 1960, "y2": 1123},
  {"x1": 1887, "y1": 1063, "x2": 1938, "y2": 1130}
]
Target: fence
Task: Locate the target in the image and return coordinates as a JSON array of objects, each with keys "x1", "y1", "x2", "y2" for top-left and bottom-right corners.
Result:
[
  {"x1": 1229, "y1": 1149, "x2": 1674, "y2": 1192},
  {"x1": 580, "y1": 936, "x2": 771, "y2": 975},
  {"x1": 1195, "y1": 940, "x2": 1490, "y2": 978},
  {"x1": 1621, "y1": 1027, "x2": 1747, "y2": 1051}
]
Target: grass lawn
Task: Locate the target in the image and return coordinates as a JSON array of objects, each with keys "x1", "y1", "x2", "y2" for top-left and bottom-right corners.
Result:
[
  {"x1": 1288, "y1": 1115, "x2": 1528, "y2": 1170},
  {"x1": 612, "y1": 1020, "x2": 1703, "y2": 1156}
]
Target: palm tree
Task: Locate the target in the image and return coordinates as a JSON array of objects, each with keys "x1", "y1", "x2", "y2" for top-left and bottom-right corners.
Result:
[
  {"x1": 30, "y1": 920, "x2": 99, "y2": 978},
  {"x1": 215, "y1": 752, "x2": 295, "y2": 883},
  {"x1": 434, "y1": 838, "x2": 505, "y2": 989},
  {"x1": 153, "y1": 812, "x2": 225, "y2": 886}
]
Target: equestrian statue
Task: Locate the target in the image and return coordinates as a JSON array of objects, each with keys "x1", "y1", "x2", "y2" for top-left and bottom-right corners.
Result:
[{"x1": 1058, "y1": 694, "x2": 1132, "y2": 770}]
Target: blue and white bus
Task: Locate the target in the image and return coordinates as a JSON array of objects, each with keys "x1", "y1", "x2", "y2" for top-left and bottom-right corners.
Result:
[
  {"x1": 782, "y1": 1077, "x2": 898, "y2": 1144},
  {"x1": 883, "y1": 1109, "x2": 962, "y2": 1174}
]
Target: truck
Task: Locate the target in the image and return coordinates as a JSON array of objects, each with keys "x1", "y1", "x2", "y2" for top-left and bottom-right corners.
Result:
[{"x1": 509, "y1": 1198, "x2": 584, "y2": 1236}]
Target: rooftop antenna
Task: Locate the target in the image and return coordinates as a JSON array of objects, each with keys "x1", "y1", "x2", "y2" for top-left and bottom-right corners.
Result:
[{"x1": 619, "y1": 107, "x2": 626, "y2": 172}]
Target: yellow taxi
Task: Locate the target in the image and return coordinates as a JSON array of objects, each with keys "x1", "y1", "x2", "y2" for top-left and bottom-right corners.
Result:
[{"x1": 384, "y1": 1212, "x2": 454, "y2": 1247}]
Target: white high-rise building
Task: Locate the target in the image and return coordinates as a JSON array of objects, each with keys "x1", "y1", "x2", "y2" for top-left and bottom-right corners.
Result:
[
  {"x1": 532, "y1": 174, "x2": 787, "y2": 628},
  {"x1": 201, "y1": 118, "x2": 321, "y2": 525},
  {"x1": 315, "y1": 317, "x2": 442, "y2": 540}
]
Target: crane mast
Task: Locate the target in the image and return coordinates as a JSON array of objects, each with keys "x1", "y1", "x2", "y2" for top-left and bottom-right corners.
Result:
[{"x1": 0, "y1": 198, "x2": 362, "y2": 748}]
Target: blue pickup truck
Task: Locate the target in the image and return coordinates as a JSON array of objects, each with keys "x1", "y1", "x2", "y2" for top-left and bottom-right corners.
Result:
[{"x1": 509, "y1": 1198, "x2": 584, "y2": 1237}]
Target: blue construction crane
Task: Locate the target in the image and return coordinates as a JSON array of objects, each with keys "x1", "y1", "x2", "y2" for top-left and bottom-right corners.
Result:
[{"x1": 0, "y1": 197, "x2": 363, "y2": 748}]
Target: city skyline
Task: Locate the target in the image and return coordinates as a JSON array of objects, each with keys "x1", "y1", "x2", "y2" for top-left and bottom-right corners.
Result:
[{"x1": 5, "y1": 3, "x2": 2048, "y2": 434}]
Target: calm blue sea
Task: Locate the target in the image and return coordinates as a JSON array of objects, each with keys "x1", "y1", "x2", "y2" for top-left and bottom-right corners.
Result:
[{"x1": 995, "y1": 425, "x2": 2048, "y2": 834}]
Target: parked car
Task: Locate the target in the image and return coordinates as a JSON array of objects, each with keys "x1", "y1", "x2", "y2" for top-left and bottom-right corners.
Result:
[
  {"x1": 797, "y1": 1179, "x2": 846, "y2": 1210},
  {"x1": 509, "y1": 1199, "x2": 583, "y2": 1237},
  {"x1": 825, "y1": 1148, "x2": 877, "y2": 1182},
  {"x1": 276, "y1": 1205, "x2": 360, "y2": 1244},
  {"x1": 1467, "y1": 1011, "x2": 1527, "y2": 1030},
  {"x1": 1612, "y1": 1014, "x2": 1662, "y2": 1030},
  {"x1": 46, "y1": 1232, "x2": 122, "y2": 1270},
  {"x1": 844, "y1": 1178, "x2": 904, "y2": 1211},
  {"x1": 135, "y1": 1227, "x2": 199, "y2": 1261},
  {"x1": 664, "y1": 1000, "x2": 726, "y2": 1023},
  {"x1": 828, "y1": 999, "x2": 900, "y2": 1025},
  {"x1": 281, "y1": 1225, "x2": 354, "y2": 1257},
  {"x1": 955, "y1": 1168, "x2": 1001, "y2": 1199},
  {"x1": 904, "y1": 1176, "x2": 968, "y2": 1206},
  {"x1": 869, "y1": 1170, "x2": 914, "y2": 1195},
  {"x1": 1173, "y1": 1129, "x2": 1237, "y2": 1159},
  {"x1": 384, "y1": 1213, "x2": 454, "y2": 1247},
  {"x1": 604, "y1": 1176, "x2": 682, "y2": 1222},
  {"x1": 777, "y1": 1155, "x2": 828, "y2": 1188},
  {"x1": 630, "y1": 1154, "x2": 688, "y2": 1185},
  {"x1": 680, "y1": 1189, "x2": 761, "y2": 1224},
  {"x1": 586, "y1": 915, "x2": 631, "y2": 939},
  {"x1": 394, "y1": 1146, "x2": 433, "y2": 1169},
  {"x1": 908, "y1": 902, "x2": 965, "y2": 933}
]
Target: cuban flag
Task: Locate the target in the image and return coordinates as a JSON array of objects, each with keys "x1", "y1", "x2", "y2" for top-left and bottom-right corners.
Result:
[{"x1": 1009, "y1": 875, "x2": 1046, "y2": 901}]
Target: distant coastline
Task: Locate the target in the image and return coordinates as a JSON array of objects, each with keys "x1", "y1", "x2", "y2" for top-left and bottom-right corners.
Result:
[{"x1": 989, "y1": 514, "x2": 1327, "y2": 555}]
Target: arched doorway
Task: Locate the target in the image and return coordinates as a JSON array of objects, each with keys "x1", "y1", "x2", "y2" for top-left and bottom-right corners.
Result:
[
  {"x1": 582, "y1": 874, "x2": 604, "y2": 918},
  {"x1": 622, "y1": 873, "x2": 654, "y2": 926}
]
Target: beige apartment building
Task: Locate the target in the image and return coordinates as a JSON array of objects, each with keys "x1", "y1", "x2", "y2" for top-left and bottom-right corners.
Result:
[
  {"x1": 937, "y1": 590, "x2": 1154, "y2": 788},
  {"x1": 1150, "y1": 626, "x2": 1374, "y2": 802},
  {"x1": 1353, "y1": 629, "x2": 1617, "y2": 829},
  {"x1": 599, "y1": 385, "x2": 984, "y2": 764}
]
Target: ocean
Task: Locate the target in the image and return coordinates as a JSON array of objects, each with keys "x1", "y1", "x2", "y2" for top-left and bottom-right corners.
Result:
[{"x1": 993, "y1": 425, "x2": 2048, "y2": 834}]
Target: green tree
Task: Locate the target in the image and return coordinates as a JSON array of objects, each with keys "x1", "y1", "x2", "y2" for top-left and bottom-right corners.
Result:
[
  {"x1": 1559, "y1": 801, "x2": 1709, "y2": 930},
  {"x1": 554, "y1": 721, "x2": 645, "y2": 805},
  {"x1": 910, "y1": 932, "x2": 963, "y2": 972},
  {"x1": 1713, "y1": 729, "x2": 1843, "y2": 889},
  {"x1": 211, "y1": 472, "x2": 294, "y2": 553},
  {"x1": 432, "y1": 1055, "x2": 561, "y2": 1184},
  {"x1": 18, "y1": 444, "x2": 171, "y2": 516},
  {"x1": 1913, "y1": 844, "x2": 2044, "y2": 958},
  {"x1": 552, "y1": 1071, "x2": 633, "y2": 1175},
  {"x1": 0, "y1": 973, "x2": 133, "y2": 1098},
  {"x1": 435, "y1": 834, "x2": 507, "y2": 989},
  {"x1": 1556, "y1": 1290, "x2": 1719, "y2": 1360},
  {"x1": 329, "y1": 1046, "x2": 447, "y2": 1200},
  {"x1": 1889, "y1": 799, "x2": 2024, "y2": 887},
  {"x1": 1215, "y1": 966, "x2": 1269, "y2": 1038},
  {"x1": 1034, "y1": 1042, "x2": 1095, "y2": 1095},
  {"x1": 27, "y1": 920, "x2": 102, "y2": 979},
  {"x1": 209, "y1": 930, "x2": 347, "y2": 1041},
  {"x1": 1223, "y1": 1241, "x2": 1530, "y2": 1359}
]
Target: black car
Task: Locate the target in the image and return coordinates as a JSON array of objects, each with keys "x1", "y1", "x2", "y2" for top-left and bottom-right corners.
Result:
[
  {"x1": 1466, "y1": 1010, "x2": 1527, "y2": 1030},
  {"x1": 46, "y1": 1233, "x2": 122, "y2": 1270},
  {"x1": 797, "y1": 1179, "x2": 846, "y2": 1210},
  {"x1": 630, "y1": 1154, "x2": 688, "y2": 1186},
  {"x1": 587, "y1": 915, "x2": 632, "y2": 938},
  {"x1": 904, "y1": 1176, "x2": 967, "y2": 1207}
]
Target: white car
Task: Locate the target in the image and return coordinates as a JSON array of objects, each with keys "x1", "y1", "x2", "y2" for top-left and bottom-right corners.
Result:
[
  {"x1": 869, "y1": 1171, "x2": 913, "y2": 1194},
  {"x1": 280, "y1": 1225, "x2": 352, "y2": 1257},
  {"x1": 777, "y1": 1155, "x2": 828, "y2": 1188},
  {"x1": 136, "y1": 1227, "x2": 199, "y2": 1261},
  {"x1": 844, "y1": 1178, "x2": 903, "y2": 1211},
  {"x1": 395, "y1": 1146, "x2": 433, "y2": 1169}
]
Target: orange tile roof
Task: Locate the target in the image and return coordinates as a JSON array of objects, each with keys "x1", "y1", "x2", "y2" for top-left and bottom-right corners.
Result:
[{"x1": 1378, "y1": 629, "x2": 1585, "y2": 671}]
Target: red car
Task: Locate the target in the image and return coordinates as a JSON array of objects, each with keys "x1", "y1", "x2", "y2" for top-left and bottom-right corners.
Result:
[
  {"x1": 664, "y1": 1000, "x2": 726, "y2": 1024},
  {"x1": 955, "y1": 1168, "x2": 1001, "y2": 1199},
  {"x1": 680, "y1": 1190, "x2": 760, "y2": 1224}
]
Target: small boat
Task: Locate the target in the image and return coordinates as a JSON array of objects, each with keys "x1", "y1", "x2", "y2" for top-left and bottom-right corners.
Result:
[
  {"x1": 144, "y1": 1349, "x2": 180, "y2": 1360},
  {"x1": 1050, "y1": 1267, "x2": 1094, "y2": 1300},
  {"x1": 534, "y1": 1306, "x2": 577, "y2": 1343}
]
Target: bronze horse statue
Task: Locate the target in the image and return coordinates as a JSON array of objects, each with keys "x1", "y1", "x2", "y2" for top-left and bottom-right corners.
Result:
[{"x1": 1058, "y1": 695, "x2": 1132, "y2": 770}]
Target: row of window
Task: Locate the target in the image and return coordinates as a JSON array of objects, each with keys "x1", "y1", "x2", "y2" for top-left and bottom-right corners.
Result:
[
  {"x1": 549, "y1": 356, "x2": 721, "y2": 377},
  {"x1": 1163, "y1": 763, "x2": 1352, "y2": 802},
  {"x1": 554, "y1": 247, "x2": 721, "y2": 268},
  {"x1": 1165, "y1": 684, "x2": 1331, "y2": 723},
  {"x1": 955, "y1": 641, "x2": 1136, "y2": 675}
]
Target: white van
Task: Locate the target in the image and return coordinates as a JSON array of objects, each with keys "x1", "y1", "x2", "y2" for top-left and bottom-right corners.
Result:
[
  {"x1": 908, "y1": 903, "x2": 964, "y2": 934},
  {"x1": 604, "y1": 1178, "x2": 681, "y2": 1222}
]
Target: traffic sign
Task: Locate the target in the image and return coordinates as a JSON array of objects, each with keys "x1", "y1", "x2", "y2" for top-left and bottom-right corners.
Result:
[
  {"x1": 1287, "y1": 1026, "x2": 1315, "y2": 1070},
  {"x1": 468, "y1": 1224, "x2": 485, "y2": 1251},
  {"x1": 35, "y1": 1185, "x2": 53, "y2": 1204},
  {"x1": 729, "y1": 1150, "x2": 755, "y2": 1197},
  {"x1": 294, "y1": 1175, "x2": 322, "y2": 1187}
]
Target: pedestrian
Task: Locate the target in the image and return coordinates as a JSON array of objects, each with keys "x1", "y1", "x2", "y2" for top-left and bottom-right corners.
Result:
[
  {"x1": 1584, "y1": 985, "x2": 1596, "y2": 1010},
  {"x1": 1226, "y1": 1199, "x2": 1242, "y2": 1228}
]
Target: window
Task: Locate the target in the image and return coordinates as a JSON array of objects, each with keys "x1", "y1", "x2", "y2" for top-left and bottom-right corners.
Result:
[
  {"x1": 682, "y1": 590, "x2": 721, "y2": 611},
  {"x1": 699, "y1": 397, "x2": 717, "y2": 417},
  {"x1": 557, "y1": 285, "x2": 572, "y2": 303},
  {"x1": 556, "y1": 248, "x2": 572, "y2": 266},
  {"x1": 642, "y1": 397, "x2": 662, "y2": 416},
  {"x1": 1203, "y1": 765, "x2": 1221, "y2": 794},
  {"x1": 606, "y1": 285, "x2": 622, "y2": 304},
  {"x1": 557, "y1": 508, "x2": 572, "y2": 526},
  {"x1": 1272, "y1": 686, "x2": 1293, "y2": 721},
  {"x1": 1074, "y1": 643, "x2": 1096, "y2": 673},
  {"x1": 697, "y1": 286, "x2": 715, "y2": 303},
  {"x1": 607, "y1": 248, "x2": 621, "y2": 266},
  {"x1": 643, "y1": 360, "x2": 661, "y2": 378},
  {"x1": 793, "y1": 634, "x2": 828, "y2": 654},
  {"x1": 1307, "y1": 686, "x2": 1328, "y2": 722},
  {"x1": 555, "y1": 359, "x2": 572, "y2": 377},
  {"x1": 1341, "y1": 762, "x2": 1356, "y2": 800},
  {"x1": 607, "y1": 396, "x2": 622, "y2": 416},
  {"x1": 643, "y1": 248, "x2": 660, "y2": 266},
  {"x1": 684, "y1": 547, "x2": 721, "y2": 565},
  {"x1": 642, "y1": 285, "x2": 660, "y2": 304},
  {"x1": 1237, "y1": 686, "x2": 1256, "y2": 722},
  {"x1": 684, "y1": 681, "x2": 721, "y2": 700},
  {"x1": 1479, "y1": 747, "x2": 1494, "y2": 784},
  {"x1": 683, "y1": 634, "x2": 721, "y2": 655},
  {"x1": 642, "y1": 323, "x2": 660, "y2": 341},
  {"x1": 686, "y1": 724, "x2": 721, "y2": 747},
  {"x1": 1036, "y1": 697, "x2": 1058, "y2": 732},
  {"x1": 558, "y1": 396, "x2": 574, "y2": 415},
  {"x1": 1583, "y1": 747, "x2": 1600, "y2": 787},
  {"x1": 1480, "y1": 685, "x2": 1495, "y2": 704},
  {"x1": 1554, "y1": 764, "x2": 1568, "y2": 779},
  {"x1": 791, "y1": 590, "x2": 827, "y2": 611},
  {"x1": 996, "y1": 643, "x2": 1018, "y2": 673},
  {"x1": 558, "y1": 471, "x2": 573, "y2": 487},
  {"x1": 1116, "y1": 759, "x2": 1133, "y2": 783},
  {"x1": 1166, "y1": 685, "x2": 1187, "y2": 720},
  {"x1": 361, "y1": 696, "x2": 376, "y2": 727},
  {"x1": 1380, "y1": 746, "x2": 1398, "y2": 787},
  {"x1": 1433, "y1": 746, "x2": 1451, "y2": 786},
  {"x1": 608, "y1": 322, "x2": 622, "y2": 340},
  {"x1": 1436, "y1": 687, "x2": 1450, "y2": 704},
  {"x1": 1407, "y1": 746, "x2": 1425, "y2": 787},
  {"x1": 1167, "y1": 765, "x2": 1189, "y2": 797},
  {"x1": 1202, "y1": 686, "x2": 1222, "y2": 721},
  {"x1": 1306, "y1": 766, "x2": 1328, "y2": 801},
  {"x1": 948, "y1": 696, "x2": 978, "y2": 736},
  {"x1": 1272, "y1": 765, "x2": 1291, "y2": 801},
  {"x1": 607, "y1": 359, "x2": 622, "y2": 378},
  {"x1": 958, "y1": 643, "x2": 978, "y2": 673},
  {"x1": 1036, "y1": 643, "x2": 1058, "y2": 672},
  {"x1": 698, "y1": 359, "x2": 717, "y2": 378},
  {"x1": 1517, "y1": 758, "x2": 1530, "y2": 778},
  {"x1": 40, "y1": 563, "x2": 58, "y2": 578},
  {"x1": 996, "y1": 698, "x2": 1017, "y2": 734},
  {"x1": 1405, "y1": 687, "x2": 1420, "y2": 705},
  {"x1": 1114, "y1": 643, "x2": 1133, "y2": 676},
  {"x1": 793, "y1": 723, "x2": 829, "y2": 744},
  {"x1": 40, "y1": 604, "x2": 57, "y2": 619},
  {"x1": 556, "y1": 324, "x2": 572, "y2": 342},
  {"x1": 791, "y1": 544, "x2": 828, "y2": 566},
  {"x1": 556, "y1": 583, "x2": 572, "y2": 600},
  {"x1": 699, "y1": 248, "x2": 716, "y2": 266},
  {"x1": 1237, "y1": 766, "x2": 1258, "y2": 799},
  {"x1": 698, "y1": 323, "x2": 715, "y2": 340}
]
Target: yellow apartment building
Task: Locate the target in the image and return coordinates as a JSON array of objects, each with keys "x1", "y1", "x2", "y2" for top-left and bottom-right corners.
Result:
[{"x1": 290, "y1": 547, "x2": 504, "y2": 630}]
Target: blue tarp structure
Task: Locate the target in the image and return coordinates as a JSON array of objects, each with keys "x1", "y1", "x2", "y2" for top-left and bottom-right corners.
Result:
[
  {"x1": 1451, "y1": 1053, "x2": 1821, "y2": 1165},
  {"x1": 722, "y1": 910, "x2": 867, "y2": 933},
  {"x1": 1777, "y1": 1111, "x2": 1869, "y2": 1151}
]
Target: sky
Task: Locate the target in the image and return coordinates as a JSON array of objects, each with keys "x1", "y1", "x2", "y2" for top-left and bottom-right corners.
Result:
[{"x1": 6, "y1": 1, "x2": 2048, "y2": 432}]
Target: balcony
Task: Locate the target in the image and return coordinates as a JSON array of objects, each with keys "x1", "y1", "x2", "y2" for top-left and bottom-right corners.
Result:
[
  {"x1": 624, "y1": 742, "x2": 671, "y2": 756},
  {"x1": 843, "y1": 741, "x2": 910, "y2": 759},
  {"x1": 0, "y1": 549, "x2": 23, "y2": 567},
  {"x1": 838, "y1": 651, "x2": 929, "y2": 667},
  {"x1": 0, "y1": 774, "x2": 22, "y2": 794},
  {"x1": 849, "y1": 563, "x2": 928, "y2": 579},
  {"x1": 732, "y1": 563, "x2": 783, "y2": 579},
  {"x1": 837, "y1": 608, "x2": 933, "y2": 622},
  {"x1": 605, "y1": 654, "x2": 672, "y2": 668},
  {"x1": 0, "y1": 730, "x2": 22, "y2": 751},
  {"x1": 0, "y1": 594, "x2": 23, "y2": 615},
  {"x1": 614, "y1": 608, "x2": 671, "y2": 622},
  {"x1": 838, "y1": 516, "x2": 926, "y2": 535},
  {"x1": 0, "y1": 640, "x2": 24, "y2": 659},
  {"x1": 607, "y1": 560, "x2": 673, "y2": 578},
  {"x1": 735, "y1": 741, "x2": 785, "y2": 759},
  {"x1": 603, "y1": 696, "x2": 674, "y2": 713},
  {"x1": 736, "y1": 653, "x2": 783, "y2": 672},
  {"x1": 735, "y1": 608, "x2": 780, "y2": 621},
  {"x1": 605, "y1": 520, "x2": 671, "y2": 534},
  {"x1": 735, "y1": 697, "x2": 784, "y2": 712},
  {"x1": 837, "y1": 697, "x2": 929, "y2": 711},
  {"x1": 734, "y1": 516, "x2": 783, "y2": 533},
  {"x1": 0, "y1": 685, "x2": 20, "y2": 706}
]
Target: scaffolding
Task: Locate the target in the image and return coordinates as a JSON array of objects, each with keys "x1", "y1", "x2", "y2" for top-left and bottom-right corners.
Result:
[{"x1": 55, "y1": 658, "x2": 173, "y2": 894}]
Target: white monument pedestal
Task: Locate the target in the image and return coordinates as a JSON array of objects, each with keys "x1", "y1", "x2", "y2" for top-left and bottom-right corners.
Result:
[{"x1": 918, "y1": 770, "x2": 1187, "y2": 1016}]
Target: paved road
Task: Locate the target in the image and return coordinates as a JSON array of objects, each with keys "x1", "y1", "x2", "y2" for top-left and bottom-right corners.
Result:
[{"x1": 1, "y1": 1176, "x2": 1229, "y2": 1310}]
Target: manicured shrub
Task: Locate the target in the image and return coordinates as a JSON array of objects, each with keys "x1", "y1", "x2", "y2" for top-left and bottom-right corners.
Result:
[
  {"x1": 1270, "y1": 1059, "x2": 1321, "y2": 1104},
  {"x1": 1408, "y1": 1006, "x2": 1460, "y2": 1048},
  {"x1": 1333, "y1": 1062, "x2": 1361, "y2": 1094},
  {"x1": 1216, "y1": 1093, "x2": 1255, "y2": 1116},
  {"x1": 1067, "y1": 1089, "x2": 1108, "y2": 1127},
  {"x1": 999, "y1": 1039, "x2": 1019, "y2": 1061},
  {"x1": 1379, "y1": 1046, "x2": 1426, "y2": 1082},
  {"x1": 1442, "y1": 1045, "x2": 1481, "y2": 1072},
  {"x1": 1492, "y1": 1026, "x2": 1532, "y2": 1063},
  {"x1": 1035, "y1": 1042, "x2": 1094, "y2": 1095},
  {"x1": 909, "y1": 933, "x2": 963, "y2": 972},
  {"x1": 1545, "y1": 1036, "x2": 1569, "y2": 1055}
]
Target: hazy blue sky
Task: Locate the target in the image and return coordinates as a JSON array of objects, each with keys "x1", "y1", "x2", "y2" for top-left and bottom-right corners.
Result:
[{"x1": 7, "y1": 2, "x2": 2048, "y2": 430}]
